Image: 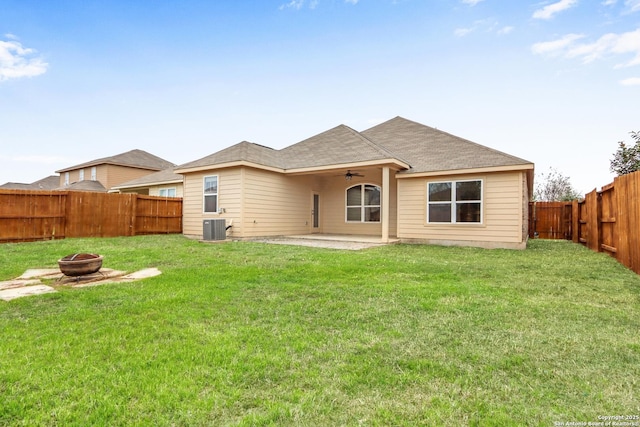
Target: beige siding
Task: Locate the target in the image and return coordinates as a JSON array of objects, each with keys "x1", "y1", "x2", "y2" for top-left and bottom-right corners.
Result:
[
  {"x1": 102, "y1": 165, "x2": 158, "y2": 190},
  {"x1": 182, "y1": 168, "x2": 243, "y2": 238},
  {"x1": 397, "y1": 171, "x2": 526, "y2": 249},
  {"x1": 319, "y1": 170, "x2": 397, "y2": 237},
  {"x1": 242, "y1": 168, "x2": 314, "y2": 237},
  {"x1": 59, "y1": 164, "x2": 159, "y2": 191}
]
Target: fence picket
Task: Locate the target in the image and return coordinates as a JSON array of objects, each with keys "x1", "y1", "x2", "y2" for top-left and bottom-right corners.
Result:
[
  {"x1": 529, "y1": 170, "x2": 640, "y2": 275},
  {"x1": 0, "y1": 190, "x2": 182, "y2": 243}
]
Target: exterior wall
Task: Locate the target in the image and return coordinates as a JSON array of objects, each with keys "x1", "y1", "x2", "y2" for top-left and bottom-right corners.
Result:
[
  {"x1": 397, "y1": 171, "x2": 527, "y2": 249},
  {"x1": 319, "y1": 171, "x2": 397, "y2": 237},
  {"x1": 182, "y1": 166, "x2": 401, "y2": 240},
  {"x1": 241, "y1": 168, "x2": 314, "y2": 237},
  {"x1": 182, "y1": 168, "x2": 243, "y2": 239}
]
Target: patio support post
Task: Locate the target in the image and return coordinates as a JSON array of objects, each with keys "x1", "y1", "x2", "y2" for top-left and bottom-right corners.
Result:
[{"x1": 382, "y1": 166, "x2": 390, "y2": 243}]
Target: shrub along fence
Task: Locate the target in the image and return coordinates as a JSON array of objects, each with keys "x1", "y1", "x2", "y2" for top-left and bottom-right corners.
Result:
[
  {"x1": 529, "y1": 170, "x2": 640, "y2": 274},
  {"x1": 0, "y1": 190, "x2": 182, "y2": 243}
]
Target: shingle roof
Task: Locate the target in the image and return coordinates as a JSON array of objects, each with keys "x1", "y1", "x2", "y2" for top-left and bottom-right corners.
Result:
[
  {"x1": 280, "y1": 125, "x2": 398, "y2": 169},
  {"x1": 0, "y1": 175, "x2": 59, "y2": 190},
  {"x1": 177, "y1": 141, "x2": 283, "y2": 170},
  {"x1": 56, "y1": 149, "x2": 175, "y2": 173},
  {"x1": 362, "y1": 117, "x2": 532, "y2": 174},
  {"x1": 176, "y1": 117, "x2": 532, "y2": 174},
  {"x1": 57, "y1": 180, "x2": 107, "y2": 192}
]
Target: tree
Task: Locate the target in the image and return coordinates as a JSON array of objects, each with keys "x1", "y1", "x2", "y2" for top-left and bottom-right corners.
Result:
[
  {"x1": 534, "y1": 167, "x2": 582, "y2": 201},
  {"x1": 610, "y1": 131, "x2": 640, "y2": 176}
]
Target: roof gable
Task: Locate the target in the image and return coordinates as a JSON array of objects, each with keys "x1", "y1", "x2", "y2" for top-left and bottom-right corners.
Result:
[
  {"x1": 362, "y1": 117, "x2": 532, "y2": 174},
  {"x1": 177, "y1": 141, "x2": 283, "y2": 171},
  {"x1": 56, "y1": 149, "x2": 175, "y2": 173},
  {"x1": 280, "y1": 124, "x2": 397, "y2": 169}
]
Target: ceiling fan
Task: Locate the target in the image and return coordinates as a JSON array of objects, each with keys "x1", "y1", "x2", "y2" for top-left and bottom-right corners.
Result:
[{"x1": 342, "y1": 170, "x2": 364, "y2": 181}]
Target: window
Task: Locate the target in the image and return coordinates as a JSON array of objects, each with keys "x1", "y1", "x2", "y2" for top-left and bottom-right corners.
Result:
[
  {"x1": 159, "y1": 187, "x2": 176, "y2": 197},
  {"x1": 64, "y1": 172, "x2": 69, "y2": 185},
  {"x1": 427, "y1": 180, "x2": 482, "y2": 223},
  {"x1": 203, "y1": 176, "x2": 218, "y2": 213},
  {"x1": 79, "y1": 169, "x2": 85, "y2": 181},
  {"x1": 91, "y1": 167, "x2": 97, "y2": 181},
  {"x1": 346, "y1": 184, "x2": 381, "y2": 222}
]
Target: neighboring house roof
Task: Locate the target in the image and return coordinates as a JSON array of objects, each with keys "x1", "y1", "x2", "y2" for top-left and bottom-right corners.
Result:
[
  {"x1": 57, "y1": 180, "x2": 107, "y2": 192},
  {"x1": 175, "y1": 116, "x2": 533, "y2": 174},
  {"x1": 56, "y1": 149, "x2": 175, "y2": 173},
  {"x1": 0, "y1": 175, "x2": 60, "y2": 190},
  {"x1": 110, "y1": 167, "x2": 183, "y2": 191}
]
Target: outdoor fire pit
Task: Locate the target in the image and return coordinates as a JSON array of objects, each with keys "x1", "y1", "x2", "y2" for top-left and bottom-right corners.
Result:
[{"x1": 58, "y1": 253, "x2": 103, "y2": 277}]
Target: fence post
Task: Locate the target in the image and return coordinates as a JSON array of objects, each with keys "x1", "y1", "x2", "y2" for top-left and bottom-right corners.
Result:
[{"x1": 571, "y1": 200, "x2": 579, "y2": 243}]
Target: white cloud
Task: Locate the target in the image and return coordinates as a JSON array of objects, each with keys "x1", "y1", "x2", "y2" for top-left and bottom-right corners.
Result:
[
  {"x1": 279, "y1": 0, "x2": 304, "y2": 10},
  {"x1": 462, "y1": 0, "x2": 485, "y2": 5},
  {"x1": 531, "y1": 33, "x2": 585, "y2": 55},
  {"x1": 0, "y1": 38, "x2": 48, "y2": 82},
  {"x1": 454, "y1": 27, "x2": 475, "y2": 37},
  {"x1": 533, "y1": 0, "x2": 579, "y2": 20},
  {"x1": 602, "y1": 0, "x2": 617, "y2": 5},
  {"x1": 498, "y1": 26, "x2": 515, "y2": 35},
  {"x1": 533, "y1": 29, "x2": 640, "y2": 71},
  {"x1": 620, "y1": 76, "x2": 640, "y2": 84},
  {"x1": 280, "y1": 0, "x2": 357, "y2": 9},
  {"x1": 626, "y1": 0, "x2": 640, "y2": 12}
]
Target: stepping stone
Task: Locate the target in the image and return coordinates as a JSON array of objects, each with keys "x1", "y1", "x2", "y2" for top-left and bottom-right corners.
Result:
[
  {"x1": 0, "y1": 285, "x2": 56, "y2": 301},
  {"x1": 0, "y1": 279, "x2": 43, "y2": 290}
]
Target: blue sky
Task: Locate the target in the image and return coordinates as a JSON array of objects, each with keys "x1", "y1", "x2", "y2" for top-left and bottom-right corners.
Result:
[{"x1": 1, "y1": 0, "x2": 639, "y2": 194}]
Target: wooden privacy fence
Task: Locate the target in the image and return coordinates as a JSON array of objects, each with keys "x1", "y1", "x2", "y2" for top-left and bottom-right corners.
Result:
[
  {"x1": 529, "y1": 170, "x2": 640, "y2": 274},
  {"x1": 0, "y1": 190, "x2": 182, "y2": 243}
]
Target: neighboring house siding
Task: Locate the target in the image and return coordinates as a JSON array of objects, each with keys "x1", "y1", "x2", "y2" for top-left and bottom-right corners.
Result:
[
  {"x1": 397, "y1": 171, "x2": 526, "y2": 248},
  {"x1": 149, "y1": 184, "x2": 184, "y2": 197},
  {"x1": 58, "y1": 164, "x2": 158, "y2": 191},
  {"x1": 102, "y1": 165, "x2": 157, "y2": 190}
]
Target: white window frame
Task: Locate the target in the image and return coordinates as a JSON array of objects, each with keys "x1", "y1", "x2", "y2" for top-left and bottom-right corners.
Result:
[
  {"x1": 91, "y1": 166, "x2": 97, "y2": 181},
  {"x1": 78, "y1": 169, "x2": 85, "y2": 181},
  {"x1": 64, "y1": 172, "x2": 69, "y2": 185},
  {"x1": 159, "y1": 187, "x2": 177, "y2": 197},
  {"x1": 203, "y1": 175, "x2": 219, "y2": 214},
  {"x1": 345, "y1": 183, "x2": 381, "y2": 223},
  {"x1": 427, "y1": 179, "x2": 483, "y2": 224}
]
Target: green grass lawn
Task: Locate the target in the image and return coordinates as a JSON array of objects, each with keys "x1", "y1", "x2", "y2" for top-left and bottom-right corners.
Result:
[{"x1": 0, "y1": 236, "x2": 638, "y2": 426}]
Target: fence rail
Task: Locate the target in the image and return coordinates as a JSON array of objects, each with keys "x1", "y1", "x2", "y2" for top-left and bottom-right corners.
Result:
[
  {"x1": 0, "y1": 190, "x2": 182, "y2": 243},
  {"x1": 529, "y1": 170, "x2": 640, "y2": 274}
]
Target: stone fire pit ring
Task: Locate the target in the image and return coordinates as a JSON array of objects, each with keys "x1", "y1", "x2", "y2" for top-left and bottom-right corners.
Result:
[{"x1": 58, "y1": 253, "x2": 103, "y2": 277}]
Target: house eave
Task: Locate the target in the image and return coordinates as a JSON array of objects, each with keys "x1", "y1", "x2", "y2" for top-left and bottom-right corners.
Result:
[
  {"x1": 175, "y1": 161, "x2": 285, "y2": 175},
  {"x1": 396, "y1": 163, "x2": 534, "y2": 178},
  {"x1": 110, "y1": 179, "x2": 184, "y2": 191},
  {"x1": 175, "y1": 158, "x2": 411, "y2": 176},
  {"x1": 285, "y1": 159, "x2": 411, "y2": 175}
]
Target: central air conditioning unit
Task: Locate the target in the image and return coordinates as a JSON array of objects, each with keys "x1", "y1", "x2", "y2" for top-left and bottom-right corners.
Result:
[{"x1": 203, "y1": 219, "x2": 227, "y2": 241}]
